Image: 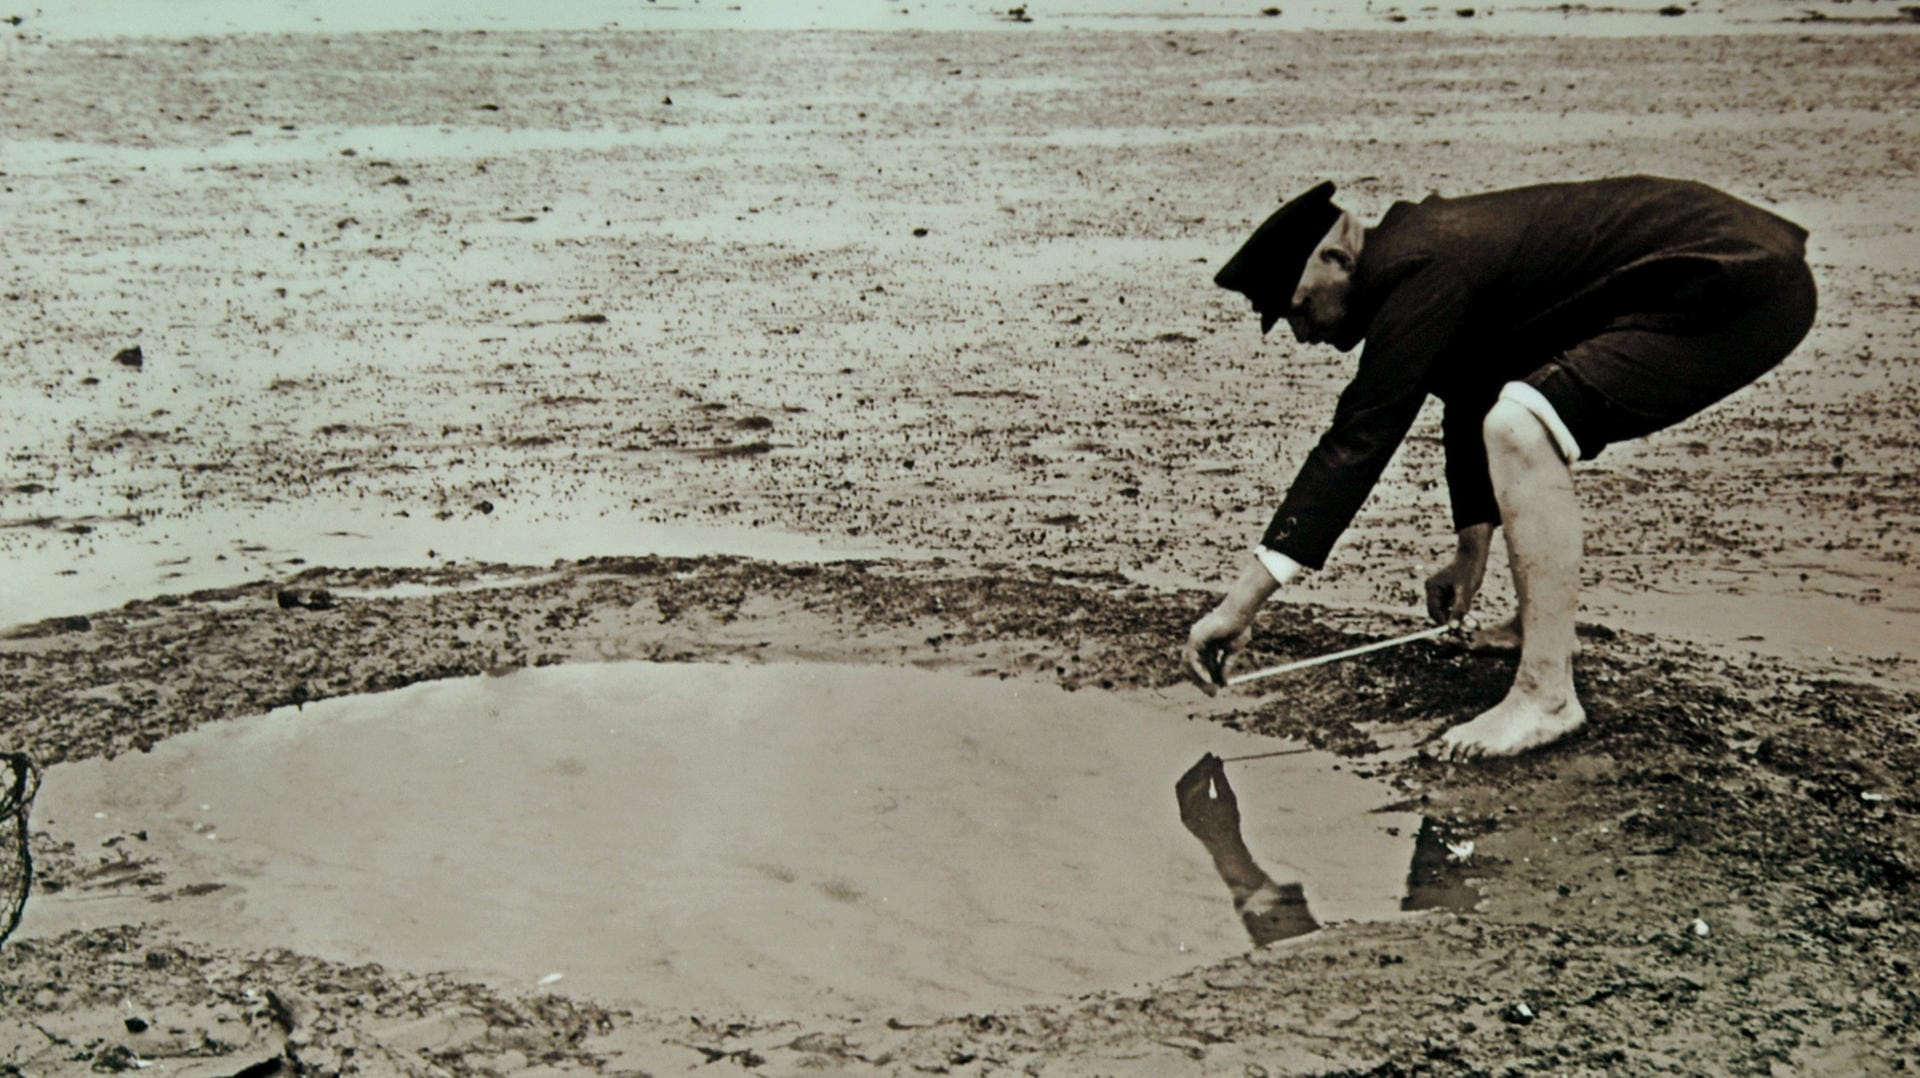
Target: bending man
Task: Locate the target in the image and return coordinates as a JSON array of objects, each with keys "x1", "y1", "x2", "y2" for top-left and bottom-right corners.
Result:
[{"x1": 1183, "y1": 176, "x2": 1816, "y2": 760}]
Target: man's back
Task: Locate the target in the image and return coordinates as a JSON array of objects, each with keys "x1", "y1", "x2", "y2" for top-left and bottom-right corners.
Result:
[{"x1": 1358, "y1": 175, "x2": 1810, "y2": 346}]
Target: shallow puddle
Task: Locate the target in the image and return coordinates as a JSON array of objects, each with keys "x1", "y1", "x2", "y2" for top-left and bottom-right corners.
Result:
[{"x1": 25, "y1": 662, "x2": 1441, "y2": 1020}]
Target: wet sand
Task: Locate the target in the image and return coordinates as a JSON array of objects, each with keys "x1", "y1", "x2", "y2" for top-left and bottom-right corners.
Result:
[
  {"x1": 3, "y1": 23, "x2": 1916, "y2": 678},
  {"x1": 2, "y1": 6, "x2": 1918, "y2": 1076}
]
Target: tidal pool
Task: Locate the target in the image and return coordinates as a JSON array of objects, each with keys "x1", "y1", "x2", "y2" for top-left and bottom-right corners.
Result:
[{"x1": 24, "y1": 662, "x2": 1439, "y2": 1020}]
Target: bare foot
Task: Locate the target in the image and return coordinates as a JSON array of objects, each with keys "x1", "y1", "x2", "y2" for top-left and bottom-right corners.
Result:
[
  {"x1": 1431, "y1": 693, "x2": 1586, "y2": 761},
  {"x1": 1464, "y1": 616, "x2": 1581, "y2": 656}
]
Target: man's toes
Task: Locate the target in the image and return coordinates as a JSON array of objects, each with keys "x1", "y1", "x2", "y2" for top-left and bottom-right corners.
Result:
[{"x1": 1430, "y1": 727, "x2": 1479, "y2": 762}]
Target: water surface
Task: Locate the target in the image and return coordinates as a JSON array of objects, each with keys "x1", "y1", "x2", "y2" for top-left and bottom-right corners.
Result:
[{"x1": 26, "y1": 661, "x2": 1427, "y2": 1019}]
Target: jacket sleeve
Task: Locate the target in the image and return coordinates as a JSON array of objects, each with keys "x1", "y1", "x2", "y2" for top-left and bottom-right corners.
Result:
[
  {"x1": 1442, "y1": 393, "x2": 1501, "y2": 531},
  {"x1": 1261, "y1": 262, "x2": 1469, "y2": 569}
]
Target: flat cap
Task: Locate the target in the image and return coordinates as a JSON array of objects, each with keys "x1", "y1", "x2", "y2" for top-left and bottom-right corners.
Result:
[{"x1": 1214, "y1": 180, "x2": 1340, "y2": 334}]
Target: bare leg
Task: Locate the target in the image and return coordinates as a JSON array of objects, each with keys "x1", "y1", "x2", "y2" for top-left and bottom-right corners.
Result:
[
  {"x1": 1436, "y1": 400, "x2": 1587, "y2": 760},
  {"x1": 1465, "y1": 614, "x2": 1581, "y2": 655},
  {"x1": 1467, "y1": 614, "x2": 1524, "y2": 654}
]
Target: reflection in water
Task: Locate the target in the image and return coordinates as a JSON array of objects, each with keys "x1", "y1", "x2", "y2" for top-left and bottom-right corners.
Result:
[
  {"x1": 1178, "y1": 755, "x2": 1482, "y2": 946},
  {"x1": 1175, "y1": 754, "x2": 1320, "y2": 946},
  {"x1": 1400, "y1": 817, "x2": 1483, "y2": 914}
]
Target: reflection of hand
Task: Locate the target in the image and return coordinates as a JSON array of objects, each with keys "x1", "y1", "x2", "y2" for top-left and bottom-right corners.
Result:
[
  {"x1": 1239, "y1": 880, "x2": 1317, "y2": 946},
  {"x1": 1182, "y1": 605, "x2": 1253, "y2": 696},
  {"x1": 1177, "y1": 752, "x2": 1321, "y2": 945},
  {"x1": 1175, "y1": 753, "x2": 1241, "y2": 845}
]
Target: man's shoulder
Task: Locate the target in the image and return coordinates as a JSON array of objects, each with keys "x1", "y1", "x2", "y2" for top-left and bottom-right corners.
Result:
[{"x1": 1357, "y1": 197, "x2": 1490, "y2": 287}]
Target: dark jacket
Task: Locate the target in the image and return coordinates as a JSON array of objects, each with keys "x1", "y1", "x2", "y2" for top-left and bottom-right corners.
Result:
[{"x1": 1260, "y1": 175, "x2": 1809, "y2": 569}]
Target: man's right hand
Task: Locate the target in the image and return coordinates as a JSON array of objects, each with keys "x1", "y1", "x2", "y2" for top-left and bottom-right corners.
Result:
[
  {"x1": 1183, "y1": 555, "x2": 1288, "y2": 695},
  {"x1": 1184, "y1": 604, "x2": 1255, "y2": 696}
]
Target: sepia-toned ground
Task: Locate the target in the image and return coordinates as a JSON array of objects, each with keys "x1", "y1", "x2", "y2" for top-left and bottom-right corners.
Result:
[{"x1": 1, "y1": 9, "x2": 1917, "y2": 1076}]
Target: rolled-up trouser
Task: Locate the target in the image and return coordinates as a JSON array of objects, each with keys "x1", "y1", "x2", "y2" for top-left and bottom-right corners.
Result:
[{"x1": 1510, "y1": 259, "x2": 1818, "y2": 461}]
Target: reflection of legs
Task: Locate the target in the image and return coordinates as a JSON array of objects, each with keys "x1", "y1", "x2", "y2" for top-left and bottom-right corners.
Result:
[{"x1": 1437, "y1": 400, "x2": 1586, "y2": 760}]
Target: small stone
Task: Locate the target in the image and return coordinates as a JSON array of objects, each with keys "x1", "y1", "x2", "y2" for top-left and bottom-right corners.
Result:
[
  {"x1": 112, "y1": 345, "x2": 144, "y2": 369},
  {"x1": 124, "y1": 1016, "x2": 149, "y2": 1034}
]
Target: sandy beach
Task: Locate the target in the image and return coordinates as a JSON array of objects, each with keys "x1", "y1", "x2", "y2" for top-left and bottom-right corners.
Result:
[{"x1": 2, "y1": 2, "x2": 1917, "y2": 1074}]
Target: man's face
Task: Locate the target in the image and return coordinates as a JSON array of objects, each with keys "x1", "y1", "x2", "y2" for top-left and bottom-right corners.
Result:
[{"x1": 1278, "y1": 242, "x2": 1358, "y2": 351}]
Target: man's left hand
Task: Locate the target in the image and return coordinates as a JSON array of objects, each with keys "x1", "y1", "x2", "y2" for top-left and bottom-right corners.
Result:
[{"x1": 1427, "y1": 523, "x2": 1494, "y2": 623}]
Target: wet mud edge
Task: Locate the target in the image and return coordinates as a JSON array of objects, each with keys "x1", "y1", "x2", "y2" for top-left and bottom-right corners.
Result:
[{"x1": 3, "y1": 554, "x2": 1918, "y2": 1074}]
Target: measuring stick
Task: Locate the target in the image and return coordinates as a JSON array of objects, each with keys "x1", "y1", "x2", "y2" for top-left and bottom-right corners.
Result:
[
  {"x1": 1216, "y1": 748, "x2": 1313, "y2": 762},
  {"x1": 1224, "y1": 618, "x2": 1470, "y2": 688}
]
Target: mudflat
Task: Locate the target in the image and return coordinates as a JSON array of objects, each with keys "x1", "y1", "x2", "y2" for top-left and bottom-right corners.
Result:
[{"x1": 2, "y1": 10, "x2": 1917, "y2": 1076}]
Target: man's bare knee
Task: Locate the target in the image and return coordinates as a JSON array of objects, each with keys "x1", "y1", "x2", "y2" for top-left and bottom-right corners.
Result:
[{"x1": 1482, "y1": 398, "x2": 1559, "y2": 463}]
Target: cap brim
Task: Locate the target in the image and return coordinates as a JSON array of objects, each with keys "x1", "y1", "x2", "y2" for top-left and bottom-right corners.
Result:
[{"x1": 1215, "y1": 180, "x2": 1339, "y2": 335}]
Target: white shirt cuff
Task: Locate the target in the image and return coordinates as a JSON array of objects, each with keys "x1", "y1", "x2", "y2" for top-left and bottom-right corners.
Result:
[{"x1": 1254, "y1": 546, "x2": 1303, "y2": 588}]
